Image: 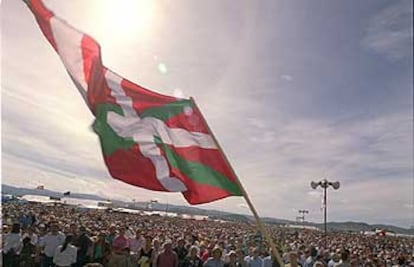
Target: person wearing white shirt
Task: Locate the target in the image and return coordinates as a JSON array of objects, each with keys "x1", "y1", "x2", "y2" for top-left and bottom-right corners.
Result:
[
  {"x1": 53, "y1": 235, "x2": 77, "y2": 267},
  {"x1": 246, "y1": 248, "x2": 262, "y2": 267},
  {"x1": 262, "y1": 250, "x2": 276, "y2": 267},
  {"x1": 3, "y1": 223, "x2": 23, "y2": 266},
  {"x1": 22, "y1": 226, "x2": 39, "y2": 247},
  {"x1": 37, "y1": 222, "x2": 66, "y2": 267},
  {"x1": 130, "y1": 230, "x2": 146, "y2": 267}
]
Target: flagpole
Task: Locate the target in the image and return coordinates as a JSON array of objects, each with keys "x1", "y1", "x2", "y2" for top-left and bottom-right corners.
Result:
[{"x1": 190, "y1": 97, "x2": 285, "y2": 267}]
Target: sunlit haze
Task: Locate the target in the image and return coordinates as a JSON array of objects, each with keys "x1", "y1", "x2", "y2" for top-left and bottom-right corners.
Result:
[{"x1": 1, "y1": 0, "x2": 413, "y2": 228}]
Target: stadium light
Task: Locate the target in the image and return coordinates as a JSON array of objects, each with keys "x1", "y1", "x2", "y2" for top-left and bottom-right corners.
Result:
[{"x1": 310, "y1": 179, "x2": 340, "y2": 248}]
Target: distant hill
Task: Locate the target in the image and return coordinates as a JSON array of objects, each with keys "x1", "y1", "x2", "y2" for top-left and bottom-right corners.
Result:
[
  {"x1": 2, "y1": 184, "x2": 107, "y2": 202},
  {"x1": 2, "y1": 184, "x2": 413, "y2": 235}
]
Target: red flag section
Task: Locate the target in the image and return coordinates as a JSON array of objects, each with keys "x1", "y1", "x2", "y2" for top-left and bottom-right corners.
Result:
[{"x1": 25, "y1": 0, "x2": 242, "y2": 204}]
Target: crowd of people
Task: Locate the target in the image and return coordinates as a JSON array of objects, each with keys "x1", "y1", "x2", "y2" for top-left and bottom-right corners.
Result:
[{"x1": 2, "y1": 201, "x2": 413, "y2": 267}]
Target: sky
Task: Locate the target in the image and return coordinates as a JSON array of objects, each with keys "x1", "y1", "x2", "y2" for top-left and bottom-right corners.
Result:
[{"x1": 1, "y1": 0, "x2": 413, "y2": 228}]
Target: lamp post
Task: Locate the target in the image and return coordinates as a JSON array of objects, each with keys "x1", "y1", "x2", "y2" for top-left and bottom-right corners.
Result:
[
  {"x1": 310, "y1": 179, "x2": 340, "y2": 248},
  {"x1": 298, "y1": 209, "x2": 309, "y2": 227}
]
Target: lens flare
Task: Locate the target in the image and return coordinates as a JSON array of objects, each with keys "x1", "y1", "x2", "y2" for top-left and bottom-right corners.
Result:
[{"x1": 157, "y1": 63, "x2": 168, "y2": 74}]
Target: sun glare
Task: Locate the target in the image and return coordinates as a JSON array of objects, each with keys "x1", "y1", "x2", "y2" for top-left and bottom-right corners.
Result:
[{"x1": 93, "y1": 0, "x2": 156, "y2": 42}]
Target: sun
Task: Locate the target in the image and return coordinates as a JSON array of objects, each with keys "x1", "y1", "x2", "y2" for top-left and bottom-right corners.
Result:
[{"x1": 91, "y1": 0, "x2": 156, "y2": 42}]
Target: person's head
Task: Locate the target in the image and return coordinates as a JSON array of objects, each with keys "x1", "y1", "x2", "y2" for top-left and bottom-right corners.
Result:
[
  {"x1": 313, "y1": 261, "x2": 324, "y2": 267},
  {"x1": 145, "y1": 236, "x2": 153, "y2": 247},
  {"x1": 38, "y1": 224, "x2": 46, "y2": 234},
  {"x1": 118, "y1": 226, "x2": 126, "y2": 236},
  {"x1": 236, "y1": 249, "x2": 245, "y2": 259},
  {"x1": 11, "y1": 223, "x2": 20, "y2": 233},
  {"x1": 228, "y1": 251, "x2": 237, "y2": 262},
  {"x1": 163, "y1": 240, "x2": 173, "y2": 251},
  {"x1": 341, "y1": 249, "x2": 350, "y2": 262},
  {"x1": 178, "y1": 238, "x2": 185, "y2": 247},
  {"x1": 98, "y1": 231, "x2": 106, "y2": 241},
  {"x1": 29, "y1": 225, "x2": 37, "y2": 234},
  {"x1": 153, "y1": 238, "x2": 160, "y2": 249},
  {"x1": 69, "y1": 223, "x2": 77, "y2": 233},
  {"x1": 199, "y1": 242, "x2": 207, "y2": 252},
  {"x1": 50, "y1": 222, "x2": 59, "y2": 234},
  {"x1": 212, "y1": 247, "x2": 223, "y2": 260},
  {"x1": 252, "y1": 247, "x2": 260, "y2": 258},
  {"x1": 189, "y1": 245, "x2": 199, "y2": 258},
  {"x1": 332, "y1": 253, "x2": 340, "y2": 262},
  {"x1": 79, "y1": 226, "x2": 87, "y2": 235},
  {"x1": 23, "y1": 236, "x2": 31, "y2": 245}
]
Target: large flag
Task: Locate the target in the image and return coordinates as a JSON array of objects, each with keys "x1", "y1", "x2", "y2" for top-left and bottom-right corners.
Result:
[{"x1": 24, "y1": 0, "x2": 242, "y2": 204}]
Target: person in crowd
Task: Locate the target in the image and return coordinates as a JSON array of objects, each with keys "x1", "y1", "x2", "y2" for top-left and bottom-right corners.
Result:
[
  {"x1": 37, "y1": 221, "x2": 66, "y2": 267},
  {"x1": 175, "y1": 238, "x2": 189, "y2": 267},
  {"x1": 201, "y1": 243, "x2": 213, "y2": 262},
  {"x1": 108, "y1": 225, "x2": 130, "y2": 267},
  {"x1": 20, "y1": 235, "x2": 37, "y2": 267},
  {"x1": 3, "y1": 223, "x2": 23, "y2": 267},
  {"x1": 182, "y1": 245, "x2": 203, "y2": 267},
  {"x1": 130, "y1": 229, "x2": 146, "y2": 265},
  {"x1": 334, "y1": 249, "x2": 350, "y2": 267},
  {"x1": 73, "y1": 225, "x2": 92, "y2": 267},
  {"x1": 129, "y1": 230, "x2": 145, "y2": 254},
  {"x1": 246, "y1": 247, "x2": 262, "y2": 267},
  {"x1": 137, "y1": 235, "x2": 155, "y2": 267},
  {"x1": 203, "y1": 247, "x2": 225, "y2": 267},
  {"x1": 157, "y1": 240, "x2": 179, "y2": 267},
  {"x1": 106, "y1": 224, "x2": 117, "y2": 248},
  {"x1": 53, "y1": 234, "x2": 77, "y2": 267},
  {"x1": 328, "y1": 252, "x2": 340, "y2": 267},
  {"x1": 312, "y1": 261, "x2": 324, "y2": 267},
  {"x1": 91, "y1": 231, "x2": 111, "y2": 265},
  {"x1": 224, "y1": 250, "x2": 241, "y2": 267},
  {"x1": 152, "y1": 238, "x2": 162, "y2": 267},
  {"x1": 235, "y1": 249, "x2": 247, "y2": 267},
  {"x1": 303, "y1": 247, "x2": 317, "y2": 267}
]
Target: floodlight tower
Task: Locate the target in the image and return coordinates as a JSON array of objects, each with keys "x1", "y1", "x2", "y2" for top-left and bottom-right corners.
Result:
[{"x1": 310, "y1": 179, "x2": 340, "y2": 247}]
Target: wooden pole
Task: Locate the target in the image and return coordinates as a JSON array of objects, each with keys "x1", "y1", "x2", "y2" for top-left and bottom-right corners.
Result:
[{"x1": 190, "y1": 97, "x2": 285, "y2": 267}]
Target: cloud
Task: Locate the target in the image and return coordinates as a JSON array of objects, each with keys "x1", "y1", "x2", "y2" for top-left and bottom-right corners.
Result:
[
  {"x1": 361, "y1": 0, "x2": 413, "y2": 62},
  {"x1": 2, "y1": 0, "x2": 412, "y2": 228},
  {"x1": 280, "y1": 74, "x2": 293, "y2": 81},
  {"x1": 223, "y1": 109, "x2": 412, "y2": 225}
]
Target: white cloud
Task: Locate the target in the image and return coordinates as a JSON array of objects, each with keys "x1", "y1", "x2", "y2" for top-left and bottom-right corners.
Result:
[
  {"x1": 361, "y1": 0, "x2": 413, "y2": 61},
  {"x1": 280, "y1": 74, "x2": 293, "y2": 81}
]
